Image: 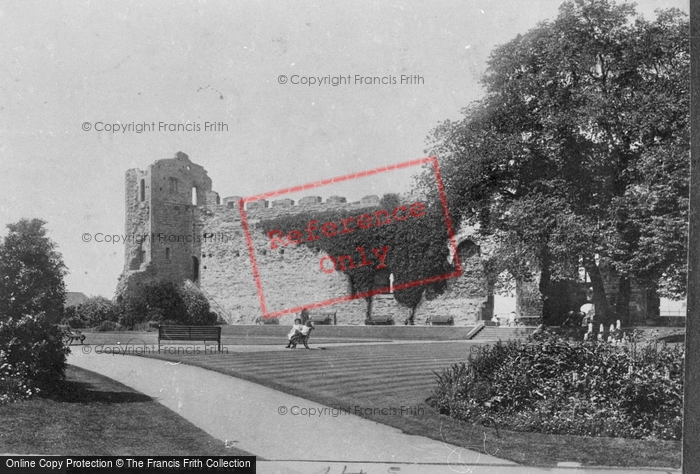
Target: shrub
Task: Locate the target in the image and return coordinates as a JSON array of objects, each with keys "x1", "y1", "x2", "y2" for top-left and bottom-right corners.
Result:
[
  {"x1": 95, "y1": 320, "x2": 120, "y2": 332},
  {"x1": 118, "y1": 281, "x2": 185, "y2": 328},
  {"x1": 0, "y1": 313, "x2": 67, "y2": 401},
  {"x1": 69, "y1": 296, "x2": 119, "y2": 328},
  {"x1": 179, "y1": 284, "x2": 218, "y2": 326},
  {"x1": 429, "y1": 330, "x2": 683, "y2": 440},
  {"x1": 117, "y1": 281, "x2": 217, "y2": 329},
  {"x1": 0, "y1": 356, "x2": 35, "y2": 404},
  {"x1": 60, "y1": 315, "x2": 85, "y2": 329}
]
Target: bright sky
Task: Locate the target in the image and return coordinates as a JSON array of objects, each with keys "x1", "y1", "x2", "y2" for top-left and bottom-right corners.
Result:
[{"x1": 0, "y1": 0, "x2": 688, "y2": 298}]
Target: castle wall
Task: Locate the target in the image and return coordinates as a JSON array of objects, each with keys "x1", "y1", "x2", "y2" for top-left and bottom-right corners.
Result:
[
  {"x1": 413, "y1": 240, "x2": 491, "y2": 326},
  {"x1": 196, "y1": 199, "x2": 373, "y2": 324},
  {"x1": 118, "y1": 152, "x2": 490, "y2": 325}
]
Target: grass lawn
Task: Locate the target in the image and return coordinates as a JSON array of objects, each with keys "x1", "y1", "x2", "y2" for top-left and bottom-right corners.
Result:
[
  {"x1": 76, "y1": 324, "x2": 478, "y2": 347},
  {"x1": 79, "y1": 329, "x2": 391, "y2": 347},
  {"x1": 139, "y1": 341, "x2": 680, "y2": 468},
  {"x1": 0, "y1": 365, "x2": 256, "y2": 457}
]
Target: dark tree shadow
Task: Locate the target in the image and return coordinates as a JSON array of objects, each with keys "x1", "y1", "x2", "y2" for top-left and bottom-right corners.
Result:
[{"x1": 40, "y1": 366, "x2": 153, "y2": 403}]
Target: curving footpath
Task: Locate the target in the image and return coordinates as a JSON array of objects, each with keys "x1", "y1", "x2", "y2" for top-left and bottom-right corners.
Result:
[{"x1": 67, "y1": 350, "x2": 680, "y2": 474}]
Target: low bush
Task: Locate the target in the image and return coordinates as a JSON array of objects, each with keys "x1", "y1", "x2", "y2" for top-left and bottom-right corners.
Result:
[
  {"x1": 60, "y1": 314, "x2": 85, "y2": 329},
  {"x1": 95, "y1": 320, "x2": 121, "y2": 332},
  {"x1": 65, "y1": 296, "x2": 119, "y2": 328},
  {"x1": 117, "y1": 281, "x2": 218, "y2": 329},
  {"x1": 0, "y1": 354, "x2": 35, "y2": 404},
  {"x1": 429, "y1": 330, "x2": 683, "y2": 440},
  {"x1": 0, "y1": 313, "x2": 68, "y2": 402}
]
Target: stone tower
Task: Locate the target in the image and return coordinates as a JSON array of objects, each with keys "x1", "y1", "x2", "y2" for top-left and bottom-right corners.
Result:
[{"x1": 116, "y1": 152, "x2": 220, "y2": 298}]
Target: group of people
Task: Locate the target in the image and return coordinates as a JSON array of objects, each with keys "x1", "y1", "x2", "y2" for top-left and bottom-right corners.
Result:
[
  {"x1": 285, "y1": 314, "x2": 314, "y2": 349},
  {"x1": 561, "y1": 302, "x2": 596, "y2": 327},
  {"x1": 491, "y1": 311, "x2": 519, "y2": 327}
]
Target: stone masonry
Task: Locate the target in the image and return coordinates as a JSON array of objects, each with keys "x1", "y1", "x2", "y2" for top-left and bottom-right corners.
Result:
[{"x1": 116, "y1": 152, "x2": 494, "y2": 325}]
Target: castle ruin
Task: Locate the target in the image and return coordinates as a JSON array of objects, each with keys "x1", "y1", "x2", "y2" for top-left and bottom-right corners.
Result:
[{"x1": 115, "y1": 152, "x2": 496, "y2": 325}]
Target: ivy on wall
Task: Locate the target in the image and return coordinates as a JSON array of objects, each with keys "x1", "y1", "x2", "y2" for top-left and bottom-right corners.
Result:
[{"x1": 258, "y1": 194, "x2": 454, "y2": 321}]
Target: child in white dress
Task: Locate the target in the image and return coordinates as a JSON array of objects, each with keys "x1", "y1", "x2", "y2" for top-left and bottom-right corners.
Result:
[{"x1": 285, "y1": 318, "x2": 303, "y2": 348}]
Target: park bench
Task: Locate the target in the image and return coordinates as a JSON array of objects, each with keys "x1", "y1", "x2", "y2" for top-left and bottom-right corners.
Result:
[
  {"x1": 58, "y1": 325, "x2": 85, "y2": 345},
  {"x1": 289, "y1": 329, "x2": 314, "y2": 349},
  {"x1": 254, "y1": 316, "x2": 279, "y2": 325},
  {"x1": 426, "y1": 315, "x2": 454, "y2": 326},
  {"x1": 158, "y1": 325, "x2": 222, "y2": 351},
  {"x1": 365, "y1": 315, "x2": 394, "y2": 325},
  {"x1": 308, "y1": 312, "x2": 337, "y2": 325}
]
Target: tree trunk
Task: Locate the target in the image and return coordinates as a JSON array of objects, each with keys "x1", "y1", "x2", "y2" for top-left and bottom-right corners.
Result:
[
  {"x1": 615, "y1": 275, "x2": 631, "y2": 325},
  {"x1": 538, "y1": 254, "x2": 553, "y2": 324},
  {"x1": 407, "y1": 305, "x2": 416, "y2": 325},
  {"x1": 583, "y1": 258, "x2": 612, "y2": 324}
]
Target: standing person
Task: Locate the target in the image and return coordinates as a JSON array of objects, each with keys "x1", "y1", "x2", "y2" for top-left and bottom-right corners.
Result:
[
  {"x1": 300, "y1": 308, "x2": 310, "y2": 325},
  {"x1": 285, "y1": 318, "x2": 303, "y2": 349},
  {"x1": 580, "y1": 302, "x2": 595, "y2": 325},
  {"x1": 507, "y1": 311, "x2": 516, "y2": 327}
]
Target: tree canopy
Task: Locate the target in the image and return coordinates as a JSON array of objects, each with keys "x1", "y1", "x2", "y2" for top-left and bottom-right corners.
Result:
[{"x1": 423, "y1": 0, "x2": 689, "y2": 322}]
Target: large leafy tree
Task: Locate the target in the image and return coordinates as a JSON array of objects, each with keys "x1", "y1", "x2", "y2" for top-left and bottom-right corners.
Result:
[
  {"x1": 0, "y1": 219, "x2": 67, "y2": 324},
  {"x1": 0, "y1": 219, "x2": 68, "y2": 396},
  {"x1": 424, "y1": 0, "x2": 689, "y2": 323}
]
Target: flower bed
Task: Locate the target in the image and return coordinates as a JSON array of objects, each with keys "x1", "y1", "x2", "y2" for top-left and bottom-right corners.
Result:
[{"x1": 429, "y1": 330, "x2": 683, "y2": 440}]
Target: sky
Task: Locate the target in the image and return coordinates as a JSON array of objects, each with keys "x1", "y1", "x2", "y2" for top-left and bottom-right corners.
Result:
[{"x1": 0, "y1": 0, "x2": 689, "y2": 298}]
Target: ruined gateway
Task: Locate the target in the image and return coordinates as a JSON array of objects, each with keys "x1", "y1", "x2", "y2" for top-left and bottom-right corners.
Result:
[{"x1": 115, "y1": 152, "x2": 525, "y2": 325}]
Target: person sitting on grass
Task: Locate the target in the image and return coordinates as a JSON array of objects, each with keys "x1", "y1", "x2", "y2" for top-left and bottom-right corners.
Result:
[
  {"x1": 290, "y1": 320, "x2": 315, "y2": 349},
  {"x1": 285, "y1": 318, "x2": 303, "y2": 349}
]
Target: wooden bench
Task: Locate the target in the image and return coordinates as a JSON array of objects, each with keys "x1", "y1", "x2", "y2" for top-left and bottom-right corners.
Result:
[
  {"x1": 254, "y1": 316, "x2": 279, "y2": 325},
  {"x1": 58, "y1": 325, "x2": 85, "y2": 345},
  {"x1": 365, "y1": 315, "x2": 394, "y2": 325},
  {"x1": 426, "y1": 315, "x2": 454, "y2": 326},
  {"x1": 158, "y1": 325, "x2": 222, "y2": 351},
  {"x1": 308, "y1": 312, "x2": 337, "y2": 325}
]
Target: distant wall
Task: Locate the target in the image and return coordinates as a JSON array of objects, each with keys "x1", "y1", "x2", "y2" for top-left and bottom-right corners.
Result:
[{"x1": 413, "y1": 240, "x2": 491, "y2": 326}]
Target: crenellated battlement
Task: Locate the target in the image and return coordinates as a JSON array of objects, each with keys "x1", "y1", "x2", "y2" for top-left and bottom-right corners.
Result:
[
  {"x1": 202, "y1": 194, "x2": 385, "y2": 224},
  {"x1": 216, "y1": 194, "x2": 379, "y2": 210}
]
